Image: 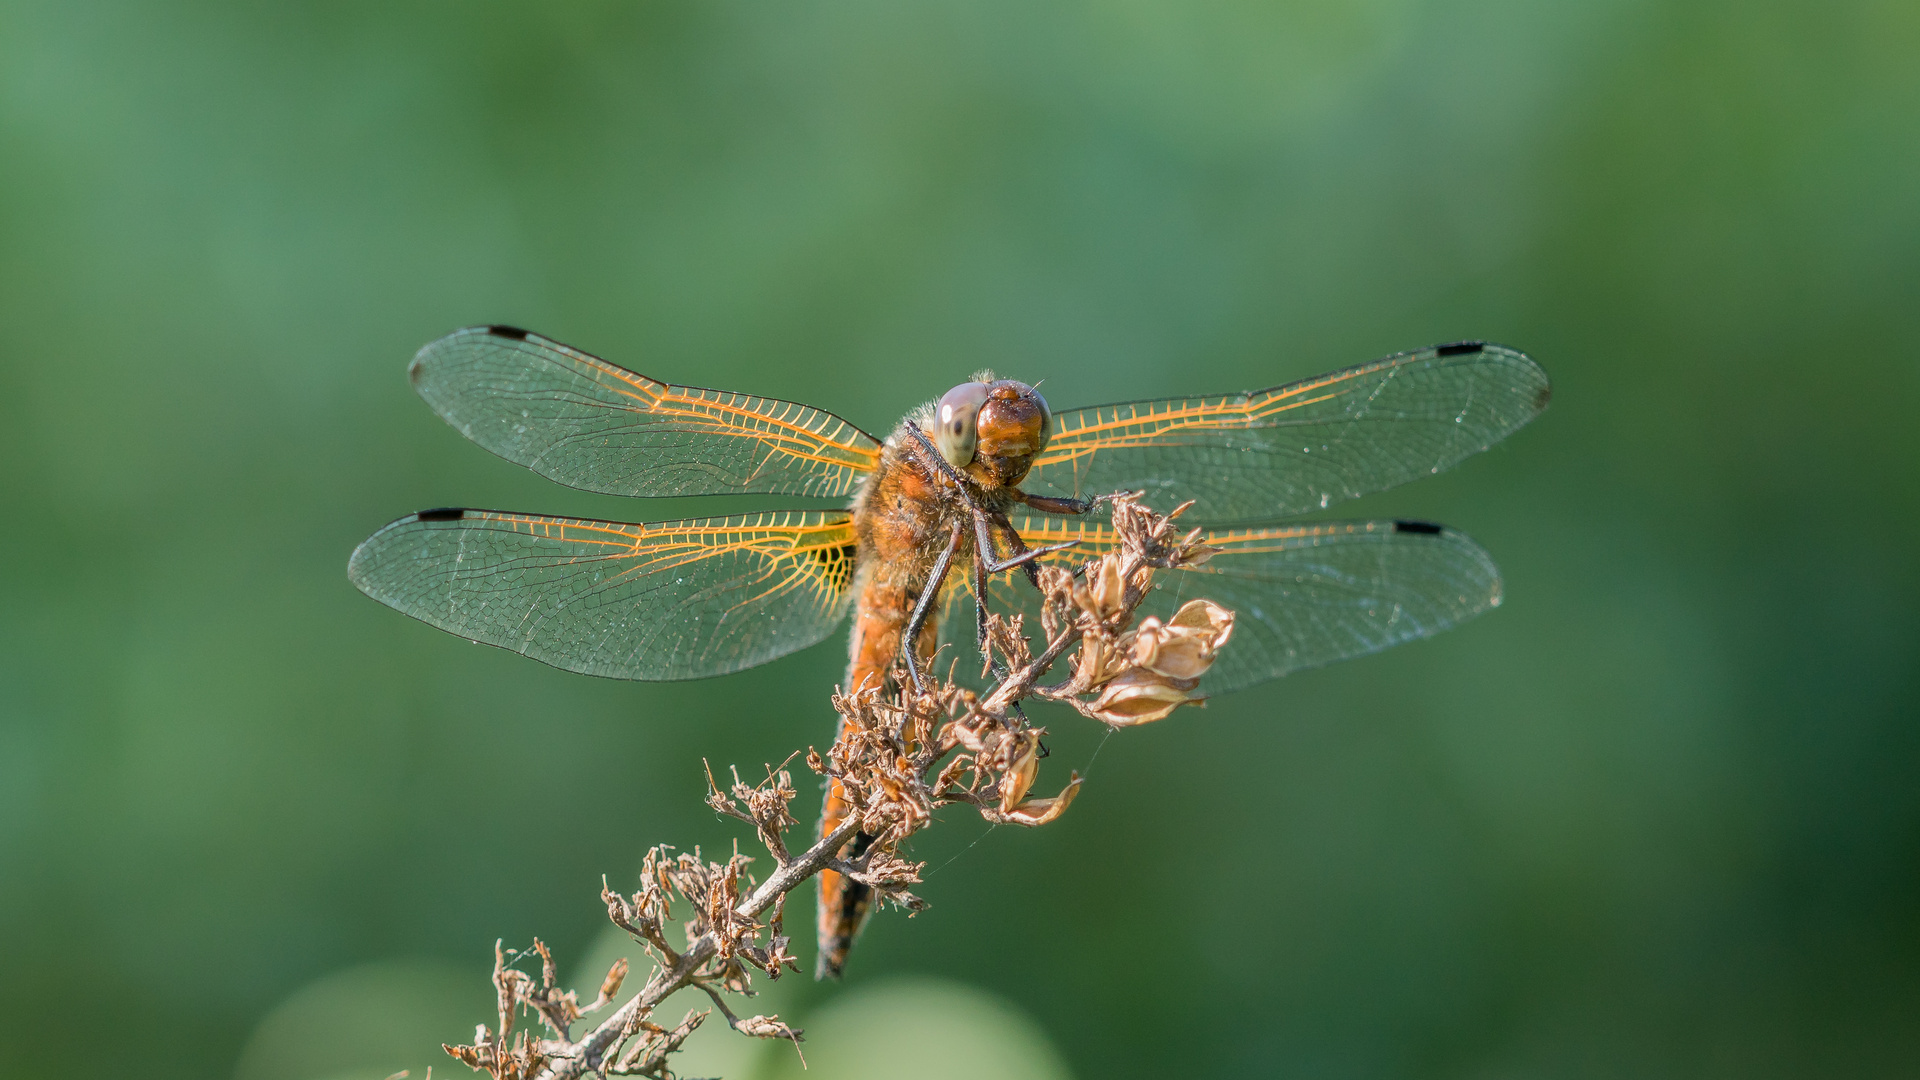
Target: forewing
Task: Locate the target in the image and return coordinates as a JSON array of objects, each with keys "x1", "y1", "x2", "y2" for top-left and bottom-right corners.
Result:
[
  {"x1": 348, "y1": 508, "x2": 859, "y2": 680},
  {"x1": 409, "y1": 326, "x2": 882, "y2": 498},
  {"x1": 1024, "y1": 343, "x2": 1549, "y2": 524},
  {"x1": 1000, "y1": 516, "x2": 1503, "y2": 694}
]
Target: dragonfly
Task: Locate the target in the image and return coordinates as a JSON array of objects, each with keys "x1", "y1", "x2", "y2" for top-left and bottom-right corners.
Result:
[{"x1": 348, "y1": 325, "x2": 1550, "y2": 977}]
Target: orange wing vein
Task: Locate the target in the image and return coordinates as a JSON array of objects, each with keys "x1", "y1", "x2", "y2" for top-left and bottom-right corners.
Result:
[
  {"x1": 1023, "y1": 342, "x2": 1549, "y2": 524},
  {"x1": 349, "y1": 508, "x2": 860, "y2": 680},
  {"x1": 410, "y1": 326, "x2": 882, "y2": 498}
]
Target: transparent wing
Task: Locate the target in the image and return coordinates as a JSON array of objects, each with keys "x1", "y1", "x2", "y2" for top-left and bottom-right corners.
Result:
[
  {"x1": 1024, "y1": 343, "x2": 1549, "y2": 525},
  {"x1": 348, "y1": 508, "x2": 859, "y2": 680},
  {"x1": 967, "y1": 516, "x2": 1502, "y2": 694},
  {"x1": 409, "y1": 326, "x2": 883, "y2": 498}
]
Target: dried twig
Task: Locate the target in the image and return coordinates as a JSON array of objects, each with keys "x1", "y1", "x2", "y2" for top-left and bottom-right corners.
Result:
[{"x1": 440, "y1": 495, "x2": 1233, "y2": 1080}]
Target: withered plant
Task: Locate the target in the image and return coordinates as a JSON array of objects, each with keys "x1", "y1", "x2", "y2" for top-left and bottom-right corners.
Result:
[{"x1": 441, "y1": 496, "x2": 1234, "y2": 1080}]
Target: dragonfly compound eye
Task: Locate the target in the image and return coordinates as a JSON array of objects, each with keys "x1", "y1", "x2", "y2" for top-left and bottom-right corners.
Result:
[{"x1": 935, "y1": 381, "x2": 990, "y2": 466}]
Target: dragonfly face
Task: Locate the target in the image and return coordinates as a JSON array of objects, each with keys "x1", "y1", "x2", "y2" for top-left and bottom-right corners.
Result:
[
  {"x1": 347, "y1": 325, "x2": 1550, "y2": 977},
  {"x1": 937, "y1": 378, "x2": 1051, "y2": 487}
]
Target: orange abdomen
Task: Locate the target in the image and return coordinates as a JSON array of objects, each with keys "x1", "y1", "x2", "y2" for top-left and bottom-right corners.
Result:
[{"x1": 817, "y1": 441, "x2": 957, "y2": 977}]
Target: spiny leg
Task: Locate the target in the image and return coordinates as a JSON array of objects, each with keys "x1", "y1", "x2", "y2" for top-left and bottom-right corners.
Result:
[
  {"x1": 964, "y1": 499, "x2": 1088, "y2": 693},
  {"x1": 971, "y1": 507, "x2": 1076, "y2": 577},
  {"x1": 967, "y1": 515, "x2": 1035, "y2": 723},
  {"x1": 1021, "y1": 492, "x2": 1114, "y2": 517},
  {"x1": 900, "y1": 423, "x2": 1019, "y2": 676},
  {"x1": 969, "y1": 511, "x2": 1051, "y2": 657},
  {"x1": 968, "y1": 516, "x2": 1022, "y2": 689},
  {"x1": 901, "y1": 519, "x2": 965, "y2": 693}
]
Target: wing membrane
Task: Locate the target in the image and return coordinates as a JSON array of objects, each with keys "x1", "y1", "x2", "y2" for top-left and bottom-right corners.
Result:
[
  {"x1": 1024, "y1": 343, "x2": 1549, "y2": 524},
  {"x1": 348, "y1": 508, "x2": 859, "y2": 680},
  {"x1": 410, "y1": 326, "x2": 882, "y2": 498},
  {"x1": 971, "y1": 516, "x2": 1502, "y2": 694}
]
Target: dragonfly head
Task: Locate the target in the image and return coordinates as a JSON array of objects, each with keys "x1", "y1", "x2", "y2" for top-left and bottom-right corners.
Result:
[{"x1": 934, "y1": 378, "x2": 1051, "y2": 487}]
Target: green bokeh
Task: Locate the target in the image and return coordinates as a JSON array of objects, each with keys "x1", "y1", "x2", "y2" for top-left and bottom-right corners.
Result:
[{"x1": 2, "y1": 0, "x2": 1917, "y2": 1077}]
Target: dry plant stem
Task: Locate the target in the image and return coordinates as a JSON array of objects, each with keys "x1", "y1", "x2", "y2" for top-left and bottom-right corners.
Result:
[
  {"x1": 531, "y1": 818, "x2": 861, "y2": 1080},
  {"x1": 443, "y1": 495, "x2": 1233, "y2": 1080},
  {"x1": 983, "y1": 627, "x2": 1077, "y2": 713}
]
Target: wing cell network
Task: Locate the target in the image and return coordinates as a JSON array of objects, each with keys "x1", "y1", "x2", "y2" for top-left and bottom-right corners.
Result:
[
  {"x1": 986, "y1": 516, "x2": 1502, "y2": 693},
  {"x1": 1023, "y1": 343, "x2": 1549, "y2": 524},
  {"x1": 348, "y1": 508, "x2": 859, "y2": 680},
  {"x1": 409, "y1": 326, "x2": 882, "y2": 498}
]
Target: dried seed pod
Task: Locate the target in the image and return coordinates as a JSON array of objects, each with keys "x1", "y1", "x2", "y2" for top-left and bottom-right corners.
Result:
[
  {"x1": 997, "y1": 731, "x2": 1042, "y2": 812},
  {"x1": 1072, "y1": 629, "x2": 1129, "y2": 690},
  {"x1": 1086, "y1": 668, "x2": 1201, "y2": 726},
  {"x1": 733, "y1": 1012, "x2": 805, "y2": 1044},
  {"x1": 1075, "y1": 556, "x2": 1129, "y2": 622},
  {"x1": 1128, "y1": 599, "x2": 1235, "y2": 681},
  {"x1": 999, "y1": 772, "x2": 1082, "y2": 826},
  {"x1": 1175, "y1": 530, "x2": 1224, "y2": 568},
  {"x1": 1169, "y1": 597, "x2": 1234, "y2": 641}
]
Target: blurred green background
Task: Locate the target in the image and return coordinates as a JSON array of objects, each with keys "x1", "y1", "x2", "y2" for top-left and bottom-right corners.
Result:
[{"x1": 3, "y1": 0, "x2": 1918, "y2": 1077}]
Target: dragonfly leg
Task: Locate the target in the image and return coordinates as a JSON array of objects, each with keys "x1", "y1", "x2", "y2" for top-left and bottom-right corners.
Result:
[
  {"x1": 973, "y1": 508, "x2": 1022, "y2": 584},
  {"x1": 976, "y1": 534, "x2": 1078, "y2": 575},
  {"x1": 968, "y1": 516, "x2": 1035, "y2": 724},
  {"x1": 902, "y1": 520, "x2": 965, "y2": 694},
  {"x1": 969, "y1": 510, "x2": 1075, "y2": 715},
  {"x1": 972, "y1": 536, "x2": 994, "y2": 666},
  {"x1": 1019, "y1": 492, "x2": 1117, "y2": 516}
]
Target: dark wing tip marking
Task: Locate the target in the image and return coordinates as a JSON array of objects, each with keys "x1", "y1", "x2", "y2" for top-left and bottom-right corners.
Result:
[
  {"x1": 1392, "y1": 519, "x2": 1446, "y2": 535},
  {"x1": 1535, "y1": 381, "x2": 1553, "y2": 410},
  {"x1": 1434, "y1": 341, "x2": 1486, "y2": 357},
  {"x1": 485, "y1": 324, "x2": 532, "y2": 340},
  {"x1": 414, "y1": 507, "x2": 470, "y2": 521}
]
